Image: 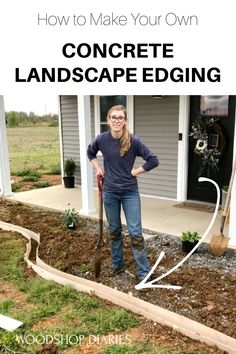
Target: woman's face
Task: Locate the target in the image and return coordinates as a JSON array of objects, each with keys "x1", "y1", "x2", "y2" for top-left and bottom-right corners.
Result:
[{"x1": 108, "y1": 109, "x2": 127, "y2": 133}]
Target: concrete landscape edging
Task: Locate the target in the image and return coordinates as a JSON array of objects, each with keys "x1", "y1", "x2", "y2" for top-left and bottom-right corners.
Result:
[{"x1": 0, "y1": 220, "x2": 235, "y2": 354}]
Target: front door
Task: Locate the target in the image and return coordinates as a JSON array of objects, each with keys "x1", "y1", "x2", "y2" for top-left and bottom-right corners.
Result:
[{"x1": 187, "y1": 96, "x2": 235, "y2": 203}]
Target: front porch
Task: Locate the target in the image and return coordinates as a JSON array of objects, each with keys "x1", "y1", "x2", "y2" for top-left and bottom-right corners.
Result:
[{"x1": 6, "y1": 185, "x2": 230, "y2": 246}]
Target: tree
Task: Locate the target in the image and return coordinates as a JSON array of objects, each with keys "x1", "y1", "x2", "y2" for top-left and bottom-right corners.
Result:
[{"x1": 7, "y1": 111, "x2": 19, "y2": 127}]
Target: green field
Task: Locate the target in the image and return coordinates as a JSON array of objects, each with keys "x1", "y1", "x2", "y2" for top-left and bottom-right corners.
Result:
[{"x1": 7, "y1": 126, "x2": 60, "y2": 175}]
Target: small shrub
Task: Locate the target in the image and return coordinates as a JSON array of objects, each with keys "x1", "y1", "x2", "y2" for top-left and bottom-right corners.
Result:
[
  {"x1": 22, "y1": 175, "x2": 40, "y2": 182},
  {"x1": 14, "y1": 168, "x2": 31, "y2": 177},
  {"x1": 48, "y1": 163, "x2": 61, "y2": 175},
  {"x1": 61, "y1": 208, "x2": 79, "y2": 228},
  {"x1": 14, "y1": 168, "x2": 41, "y2": 178},
  {"x1": 180, "y1": 231, "x2": 201, "y2": 243},
  {"x1": 64, "y1": 158, "x2": 76, "y2": 177},
  {"x1": 11, "y1": 182, "x2": 22, "y2": 192},
  {"x1": 34, "y1": 181, "x2": 51, "y2": 188},
  {"x1": 48, "y1": 121, "x2": 58, "y2": 127}
]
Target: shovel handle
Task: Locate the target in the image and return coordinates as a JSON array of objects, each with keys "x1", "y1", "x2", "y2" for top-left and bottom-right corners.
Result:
[
  {"x1": 97, "y1": 175, "x2": 103, "y2": 198},
  {"x1": 220, "y1": 156, "x2": 236, "y2": 234},
  {"x1": 220, "y1": 215, "x2": 226, "y2": 234},
  {"x1": 97, "y1": 175, "x2": 104, "y2": 244},
  {"x1": 222, "y1": 156, "x2": 236, "y2": 217}
]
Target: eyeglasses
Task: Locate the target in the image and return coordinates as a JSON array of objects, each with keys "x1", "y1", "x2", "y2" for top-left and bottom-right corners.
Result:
[{"x1": 110, "y1": 115, "x2": 126, "y2": 122}]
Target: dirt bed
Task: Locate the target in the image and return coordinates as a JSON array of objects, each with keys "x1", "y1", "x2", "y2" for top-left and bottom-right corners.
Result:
[{"x1": 0, "y1": 199, "x2": 235, "y2": 348}]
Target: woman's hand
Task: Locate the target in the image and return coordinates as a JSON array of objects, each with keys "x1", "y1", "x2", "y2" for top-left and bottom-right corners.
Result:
[
  {"x1": 131, "y1": 166, "x2": 145, "y2": 177},
  {"x1": 96, "y1": 167, "x2": 104, "y2": 177}
]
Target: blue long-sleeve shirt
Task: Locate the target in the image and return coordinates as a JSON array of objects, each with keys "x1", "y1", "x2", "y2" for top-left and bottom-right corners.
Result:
[{"x1": 87, "y1": 131, "x2": 159, "y2": 192}]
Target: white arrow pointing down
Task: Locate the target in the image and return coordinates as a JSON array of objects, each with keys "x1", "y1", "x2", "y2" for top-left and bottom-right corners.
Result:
[{"x1": 135, "y1": 177, "x2": 221, "y2": 290}]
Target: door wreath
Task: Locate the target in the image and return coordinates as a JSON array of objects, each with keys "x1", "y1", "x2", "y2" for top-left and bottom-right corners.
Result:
[{"x1": 190, "y1": 116, "x2": 225, "y2": 176}]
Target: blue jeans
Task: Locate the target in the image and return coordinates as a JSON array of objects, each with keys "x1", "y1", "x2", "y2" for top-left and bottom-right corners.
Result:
[{"x1": 103, "y1": 190, "x2": 150, "y2": 279}]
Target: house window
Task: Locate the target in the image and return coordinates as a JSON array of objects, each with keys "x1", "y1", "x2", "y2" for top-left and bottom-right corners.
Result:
[
  {"x1": 200, "y1": 96, "x2": 229, "y2": 117},
  {"x1": 94, "y1": 96, "x2": 133, "y2": 136}
]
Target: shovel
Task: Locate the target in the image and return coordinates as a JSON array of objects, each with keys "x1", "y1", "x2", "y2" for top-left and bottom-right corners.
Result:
[
  {"x1": 210, "y1": 156, "x2": 236, "y2": 256},
  {"x1": 95, "y1": 175, "x2": 104, "y2": 278}
]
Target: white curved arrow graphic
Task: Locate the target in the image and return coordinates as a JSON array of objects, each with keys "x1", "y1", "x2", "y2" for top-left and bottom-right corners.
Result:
[{"x1": 135, "y1": 177, "x2": 221, "y2": 290}]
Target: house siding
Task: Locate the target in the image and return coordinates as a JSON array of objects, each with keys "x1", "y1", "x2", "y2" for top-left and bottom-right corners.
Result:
[
  {"x1": 60, "y1": 96, "x2": 95, "y2": 186},
  {"x1": 134, "y1": 96, "x2": 179, "y2": 199}
]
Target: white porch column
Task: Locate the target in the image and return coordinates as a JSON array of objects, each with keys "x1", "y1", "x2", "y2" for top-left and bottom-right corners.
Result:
[
  {"x1": 0, "y1": 96, "x2": 12, "y2": 196},
  {"x1": 229, "y1": 155, "x2": 236, "y2": 247},
  {"x1": 177, "y1": 96, "x2": 190, "y2": 201},
  {"x1": 77, "y1": 96, "x2": 96, "y2": 215},
  {"x1": 229, "y1": 111, "x2": 236, "y2": 246}
]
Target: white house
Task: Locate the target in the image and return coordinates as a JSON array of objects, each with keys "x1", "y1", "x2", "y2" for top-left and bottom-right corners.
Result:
[
  {"x1": 0, "y1": 95, "x2": 235, "y2": 246},
  {"x1": 58, "y1": 95, "x2": 236, "y2": 246}
]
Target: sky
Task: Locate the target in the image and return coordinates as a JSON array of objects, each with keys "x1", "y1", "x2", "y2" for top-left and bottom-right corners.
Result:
[{"x1": 3, "y1": 93, "x2": 58, "y2": 115}]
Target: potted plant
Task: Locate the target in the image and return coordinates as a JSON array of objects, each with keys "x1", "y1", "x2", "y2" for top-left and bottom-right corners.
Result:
[
  {"x1": 221, "y1": 185, "x2": 228, "y2": 209},
  {"x1": 180, "y1": 231, "x2": 201, "y2": 253},
  {"x1": 63, "y1": 158, "x2": 76, "y2": 188},
  {"x1": 61, "y1": 208, "x2": 79, "y2": 229}
]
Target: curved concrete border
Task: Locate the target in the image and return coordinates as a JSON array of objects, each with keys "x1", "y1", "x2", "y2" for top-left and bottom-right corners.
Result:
[{"x1": 0, "y1": 220, "x2": 235, "y2": 354}]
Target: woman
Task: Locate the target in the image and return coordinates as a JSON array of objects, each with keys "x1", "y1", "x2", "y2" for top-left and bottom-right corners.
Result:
[{"x1": 87, "y1": 105, "x2": 159, "y2": 282}]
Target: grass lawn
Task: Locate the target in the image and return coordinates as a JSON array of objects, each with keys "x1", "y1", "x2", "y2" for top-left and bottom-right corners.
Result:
[
  {"x1": 7, "y1": 126, "x2": 60, "y2": 175},
  {"x1": 0, "y1": 231, "x2": 180, "y2": 354}
]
